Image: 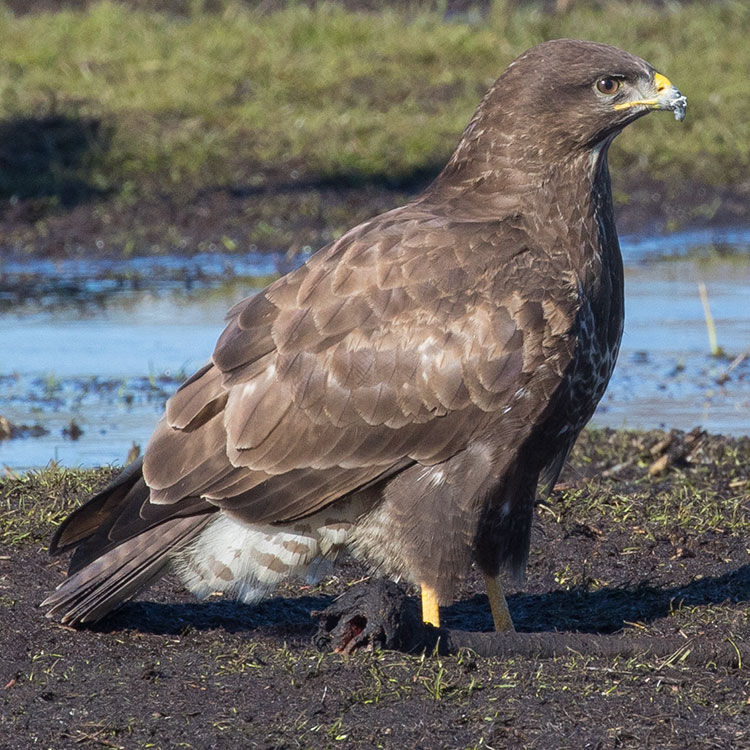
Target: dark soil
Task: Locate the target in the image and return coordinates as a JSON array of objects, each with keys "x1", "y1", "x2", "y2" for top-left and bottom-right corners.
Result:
[
  {"x1": 0, "y1": 166, "x2": 422, "y2": 259},
  {"x1": 4, "y1": 162, "x2": 749, "y2": 261},
  {"x1": 2, "y1": 428, "x2": 750, "y2": 749}
]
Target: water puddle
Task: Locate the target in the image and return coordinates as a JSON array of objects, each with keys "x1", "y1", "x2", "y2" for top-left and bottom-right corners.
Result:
[{"x1": 1, "y1": 229, "x2": 748, "y2": 471}]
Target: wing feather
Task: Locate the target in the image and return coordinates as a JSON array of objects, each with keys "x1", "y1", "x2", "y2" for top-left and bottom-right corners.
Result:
[{"x1": 140, "y1": 207, "x2": 580, "y2": 524}]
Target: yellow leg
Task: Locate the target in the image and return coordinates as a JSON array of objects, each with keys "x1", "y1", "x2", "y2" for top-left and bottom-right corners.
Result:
[
  {"x1": 483, "y1": 573, "x2": 515, "y2": 632},
  {"x1": 421, "y1": 585, "x2": 440, "y2": 627}
]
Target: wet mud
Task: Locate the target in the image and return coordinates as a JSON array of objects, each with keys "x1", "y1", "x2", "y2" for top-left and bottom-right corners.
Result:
[{"x1": 2, "y1": 428, "x2": 749, "y2": 748}]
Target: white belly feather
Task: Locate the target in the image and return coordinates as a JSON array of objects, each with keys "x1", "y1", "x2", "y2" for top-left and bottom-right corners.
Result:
[{"x1": 172, "y1": 498, "x2": 368, "y2": 602}]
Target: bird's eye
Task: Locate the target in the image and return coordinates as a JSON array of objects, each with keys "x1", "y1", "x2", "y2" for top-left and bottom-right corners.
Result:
[{"x1": 596, "y1": 77, "x2": 621, "y2": 96}]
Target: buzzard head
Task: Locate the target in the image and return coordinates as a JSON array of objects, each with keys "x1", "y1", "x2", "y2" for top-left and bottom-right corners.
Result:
[{"x1": 480, "y1": 39, "x2": 687, "y2": 162}]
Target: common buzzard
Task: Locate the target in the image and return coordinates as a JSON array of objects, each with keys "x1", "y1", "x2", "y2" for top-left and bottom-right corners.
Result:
[{"x1": 44, "y1": 39, "x2": 686, "y2": 631}]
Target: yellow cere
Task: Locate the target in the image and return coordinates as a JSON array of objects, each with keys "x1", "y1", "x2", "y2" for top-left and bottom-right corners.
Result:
[
  {"x1": 613, "y1": 72, "x2": 671, "y2": 112},
  {"x1": 653, "y1": 72, "x2": 672, "y2": 92}
]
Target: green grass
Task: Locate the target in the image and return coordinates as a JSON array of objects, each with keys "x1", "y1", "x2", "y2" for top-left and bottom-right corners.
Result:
[
  {"x1": 0, "y1": 0, "x2": 749, "y2": 222},
  {"x1": 3, "y1": 429, "x2": 747, "y2": 549},
  {"x1": 0, "y1": 464, "x2": 115, "y2": 547},
  {"x1": 559, "y1": 429, "x2": 750, "y2": 535}
]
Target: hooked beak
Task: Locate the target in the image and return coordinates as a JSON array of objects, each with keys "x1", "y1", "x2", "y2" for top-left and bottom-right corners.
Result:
[{"x1": 614, "y1": 72, "x2": 687, "y2": 122}]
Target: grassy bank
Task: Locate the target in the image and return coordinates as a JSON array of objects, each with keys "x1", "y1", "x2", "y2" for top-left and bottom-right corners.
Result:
[{"x1": 0, "y1": 1, "x2": 748, "y2": 255}]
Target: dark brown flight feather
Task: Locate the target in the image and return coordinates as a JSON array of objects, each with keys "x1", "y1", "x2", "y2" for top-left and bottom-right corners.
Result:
[{"x1": 44, "y1": 40, "x2": 686, "y2": 625}]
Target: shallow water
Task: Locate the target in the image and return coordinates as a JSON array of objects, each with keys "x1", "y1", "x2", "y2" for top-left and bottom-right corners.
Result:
[{"x1": 1, "y1": 230, "x2": 748, "y2": 471}]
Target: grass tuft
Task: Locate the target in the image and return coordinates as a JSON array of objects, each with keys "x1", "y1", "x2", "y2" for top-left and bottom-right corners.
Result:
[{"x1": 0, "y1": 464, "x2": 115, "y2": 547}]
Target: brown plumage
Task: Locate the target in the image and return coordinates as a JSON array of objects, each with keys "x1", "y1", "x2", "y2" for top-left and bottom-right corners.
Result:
[{"x1": 44, "y1": 39, "x2": 686, "y2": 628}]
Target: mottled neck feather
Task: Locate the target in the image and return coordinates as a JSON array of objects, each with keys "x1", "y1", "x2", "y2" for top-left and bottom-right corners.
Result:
[
  {"x1": 421, "y1": 70, "x2": 622, "y2": 218},
  {"x1": 424, "y1": 115, "x2": 616, "y2": 234}
]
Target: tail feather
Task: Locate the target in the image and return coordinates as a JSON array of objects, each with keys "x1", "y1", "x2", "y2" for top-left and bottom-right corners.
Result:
[
  {"x1": 45, "y1": 459, "x2": 214, "y2": 625},
  {"x1": 43, "y1": 515, "x2": 211, "y2": 625},
  {"x1": 50, "y1": 458, "x2": 145, "y2": 558}
]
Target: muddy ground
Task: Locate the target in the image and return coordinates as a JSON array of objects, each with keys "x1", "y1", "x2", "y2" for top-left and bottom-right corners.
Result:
[
  {"x1": 4, "y1": 166, "x2": 750, "y2": 262},
  {"x1": 1, "y1": 428, "x2": 749, "y2": 749}
]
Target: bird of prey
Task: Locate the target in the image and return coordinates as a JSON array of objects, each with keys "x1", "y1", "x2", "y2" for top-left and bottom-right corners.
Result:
[{"x1": 44, "y1": 39, "x2": 687, "y2": 631}]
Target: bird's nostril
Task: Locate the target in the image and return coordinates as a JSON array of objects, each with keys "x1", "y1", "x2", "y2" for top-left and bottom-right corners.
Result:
[{"x1": 654, "y1": 72, "x2": 671, "y2": 92}]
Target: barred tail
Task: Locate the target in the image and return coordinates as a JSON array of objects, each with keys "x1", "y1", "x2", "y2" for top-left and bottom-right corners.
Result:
[
  {"x1": 43, "y1": 516, "x2": 210, "y2": 625},
  {"x1": 43, "y1": 459, "x2": 212, "y2": 625}
]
